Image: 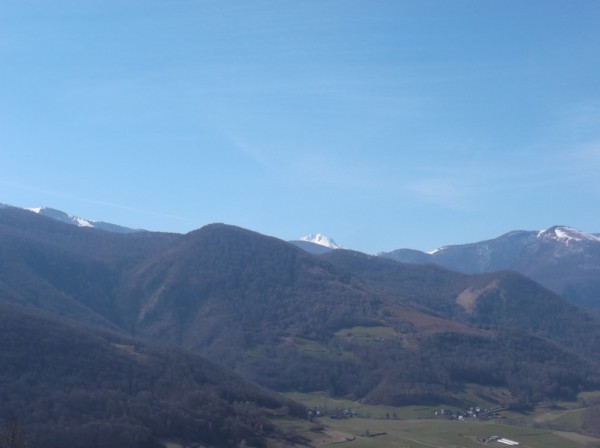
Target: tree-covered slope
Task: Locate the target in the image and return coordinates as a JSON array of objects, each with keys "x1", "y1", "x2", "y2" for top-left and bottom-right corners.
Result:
[{"x1": 0, "y1": 302, "x2": 304, "y2": 448}]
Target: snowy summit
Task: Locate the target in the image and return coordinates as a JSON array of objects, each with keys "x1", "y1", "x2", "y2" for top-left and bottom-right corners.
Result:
[
  {"x1": 537, "y1": 226, "x2": 600, "y2": 244},
  {"x1": 27, "y1": 207, "x2": 95, "y2": 227},
  {"x1": 299, "y1": 233, "x2": 343, "y2": 249}
]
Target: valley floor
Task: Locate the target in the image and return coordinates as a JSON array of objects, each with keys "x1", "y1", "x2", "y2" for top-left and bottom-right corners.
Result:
[
  {"x1": 310, "y1": 418, "x2": 600, "y2": 448},
  {"x1": 278, "y1": 392, "x2": 600, "y2": 448}
]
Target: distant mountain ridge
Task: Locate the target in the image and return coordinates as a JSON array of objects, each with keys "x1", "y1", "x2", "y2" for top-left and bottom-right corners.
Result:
[
  {"x1": 5, "y1": 203, "x2": 600, "y2": 309},
  {"x1": 381, "y1": 225, "x2": 600, "y2": 308},
  {"x1": 26, "y1": 206, "x2": 140, "y2": 233}
]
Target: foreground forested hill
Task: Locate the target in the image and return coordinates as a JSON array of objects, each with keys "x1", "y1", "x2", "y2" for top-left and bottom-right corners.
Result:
[{"x1": 0, "y1": 302, "x2": 304, "y2": 448}]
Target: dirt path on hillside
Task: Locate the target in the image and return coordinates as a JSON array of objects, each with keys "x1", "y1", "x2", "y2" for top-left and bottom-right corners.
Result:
[
  {"x1": 312, "y1": 429, "x2": 355, "y2": 446},
  {"x1": 553, "y1": 430, "x2": 600, "y2": 446},
  {"x1": 534, "y1": 406, "x2": 582, "y2": 423}
]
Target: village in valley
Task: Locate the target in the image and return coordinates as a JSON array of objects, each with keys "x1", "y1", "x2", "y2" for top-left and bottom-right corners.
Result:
[
  {"x1": 433, "y1": 406, "x2": 506, "y2": 421},
  {"x1": 302, "y1": 401, "x2": 526, "y2": 447}
]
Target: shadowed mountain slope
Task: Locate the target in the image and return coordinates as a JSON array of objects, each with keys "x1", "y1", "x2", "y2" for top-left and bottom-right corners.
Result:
[
  {"x1": 0, "y1": 206, "x2": 178, "y2": 328},
  {"x1": 0, "y1": 302, "x2": 304, "y2": 448},
  {"x1": 126, "y1": 224, "x2": 381, "y2": 337}
]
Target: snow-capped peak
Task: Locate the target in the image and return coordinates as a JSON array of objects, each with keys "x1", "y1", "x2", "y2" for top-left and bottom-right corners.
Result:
[
  {"x1": 26, "y1": 207, "x2": 95, "y2": 228},
  {"x1": 299, "y1": 233, "x2": 343, "y2": 249},
  {"x1": 537, "y1": 226, "x2": 600, "y2": 244},
  {"x1": 23, "y1": 206, "x2": 138, "y2": 233}
]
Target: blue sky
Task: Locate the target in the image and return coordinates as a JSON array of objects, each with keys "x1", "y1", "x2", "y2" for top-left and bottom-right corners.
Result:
[{"x1": 1, "y1": 1, "x2": 599, "y2": 253}]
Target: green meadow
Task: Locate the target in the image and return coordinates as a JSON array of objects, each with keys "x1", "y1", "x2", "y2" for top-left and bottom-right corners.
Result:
[{"x1": 280, "y1": 392, "x2": 600, "y2": 448}]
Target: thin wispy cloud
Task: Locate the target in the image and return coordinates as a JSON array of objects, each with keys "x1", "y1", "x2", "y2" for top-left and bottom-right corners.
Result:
[
  {"x1": 406, "y1": 177, "x2": 466, "y2": 209},
  {"x1": 562, "y1": 100, "x2": 600, "y2": 139},
  {"x1": 0, "y1": 178, "x2": 186, "y2": 222},
  {"x1": 83, "y1": 200, "x2": 187, "y2": 222},
  {"x1": 576, "y1": 142, "x2": 600, "y2": 163},
  {"x1": 224, "y1": 135, "x2": 273, "y2": 170},
  {"x1": 225, "y1": 134, "x2": 389, "y2": 190},
  {"x1": 401, "y1": 146, "x2": 593, "y2": 206}
]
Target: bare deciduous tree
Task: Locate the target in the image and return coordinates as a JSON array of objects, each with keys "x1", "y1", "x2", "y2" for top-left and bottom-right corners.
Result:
[{"x1": 0, "y1": 422, "x2": 28, "y2": 448}]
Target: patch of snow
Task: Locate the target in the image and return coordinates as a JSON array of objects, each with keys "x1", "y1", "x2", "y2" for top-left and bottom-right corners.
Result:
[
  {"x1": 537, "y1": 226, "x2": 600, "y2": 244},
  {"x1": 24, "y1": 206, "x2": 96, "y2": 228},
  {"x1": 73, "y1": 216, "x2": 94, "y2": 227},
  {"x1": 17, "y1": 205, "x2": 137, "y2": 233},
  {"x1": 299, "y1": 233, "x2": 343, "y2": 249}
]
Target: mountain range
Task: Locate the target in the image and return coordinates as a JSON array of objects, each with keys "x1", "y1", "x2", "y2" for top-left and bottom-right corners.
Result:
[
  {"x1": 381, "y1": 225, "x2": 600, "y2": 308},
  {"x1": 8, "y1": 205, "x2": 600, "y2": 309},
  {"x1": 2, "y1": 204, "x2": 600, "y2": 446}
]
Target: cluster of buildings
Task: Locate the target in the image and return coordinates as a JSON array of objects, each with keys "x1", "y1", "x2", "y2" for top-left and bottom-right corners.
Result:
[
  {"x1": 434, "y1": 406, "x2": 505, "y2": 420},
  {"x1": 434, "y1": 406, "x2": 483, "y2": 419},
  {"x1": 307, "y1": 407, "x2": 358, "y2": 421}
]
